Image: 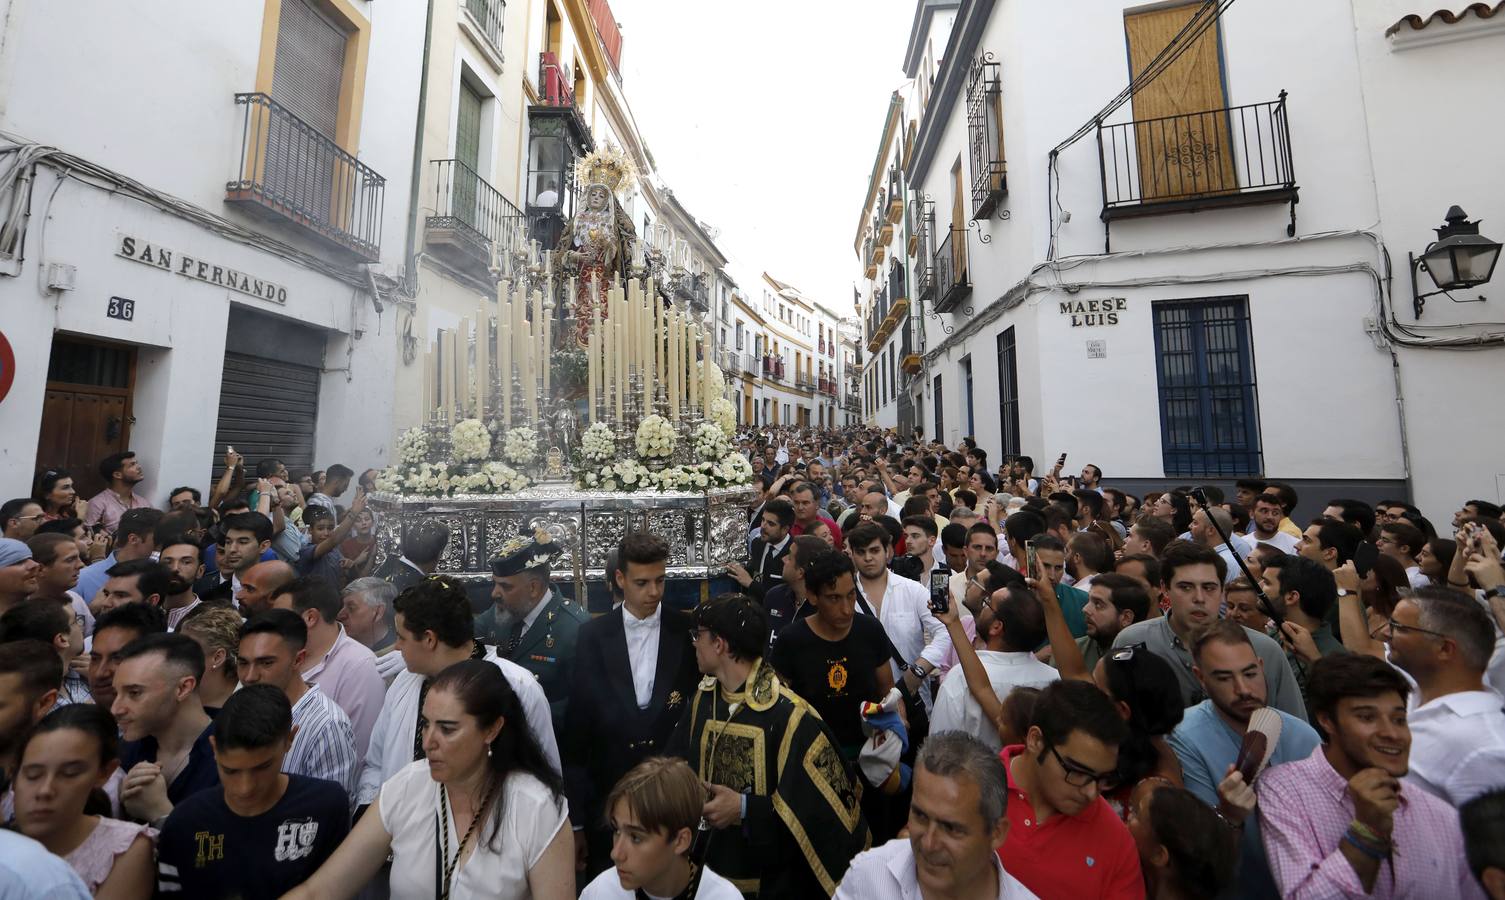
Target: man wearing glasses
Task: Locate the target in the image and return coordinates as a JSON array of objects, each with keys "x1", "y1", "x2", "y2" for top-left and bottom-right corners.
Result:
[
  {"x1": 997, "y1": 679, "x2": 1142, "y2": 899},
  {"x1": 1, "y1": 498, "x2": 46, "y2": 542}
]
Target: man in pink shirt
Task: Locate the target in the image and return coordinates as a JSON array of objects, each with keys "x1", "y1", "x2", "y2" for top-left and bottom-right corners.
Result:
[
  {"x1": 272, "y1": 575, "x2": 386, "y2": 758},
  {"x1": 83, "y1": 451, "x2": 151, "y2": 536},
  {"x1": 1258, "y1": 653, "x2": 1484, "y2": 898},
  {"x1": 788, "y1": 480, "x2": 843, "y2": 548}
]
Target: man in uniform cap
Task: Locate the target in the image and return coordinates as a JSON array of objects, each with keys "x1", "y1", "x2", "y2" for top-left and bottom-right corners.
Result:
[{"x1": 477, "y1": 527, "x2": 587, "y2": 735}]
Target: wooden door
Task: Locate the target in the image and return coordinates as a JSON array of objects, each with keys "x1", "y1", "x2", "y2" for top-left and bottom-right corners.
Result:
[
  {"x1": 1124, "y1": 3, "x2": 1235, "y2": 200},
  {"x1": 36, "y1": 339, "x2": 136, "y2": 501}
]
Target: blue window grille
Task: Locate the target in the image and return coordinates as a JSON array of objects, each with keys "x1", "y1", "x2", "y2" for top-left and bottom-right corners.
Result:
[{"x1": 1152, "y1": 296, "x2": 1262, "y2": 478}]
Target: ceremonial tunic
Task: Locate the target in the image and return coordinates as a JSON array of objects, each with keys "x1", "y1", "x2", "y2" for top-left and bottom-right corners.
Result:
[
  {"x1": 668, "y1": 659, "x2": 869, "y2": 899},
  {"x1": 476, "y1": 587, "x2": 588, "y2": 735}
]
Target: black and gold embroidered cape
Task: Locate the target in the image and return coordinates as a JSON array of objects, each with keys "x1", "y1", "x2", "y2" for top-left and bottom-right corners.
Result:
[{"x1": 668, "y1": 658, "x2": 870, "y2": 898}]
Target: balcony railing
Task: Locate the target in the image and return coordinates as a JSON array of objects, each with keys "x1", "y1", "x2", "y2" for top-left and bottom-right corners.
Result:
[
  {"x1": 1098, "y1": 92, "x2": 1298, "y2": 239},
  {"x1": 741, "y1": 352, "x2": 761, "y2": 376},
  {"x1": 538, "y1": 52, "x2": 574, "y2": 107},
  {"x1": 227, "y1": 93, "x2": 386, "y2": 262},
  {"x1": 795, "y1": 375, "x2": 815, "y2": 392},
  {"x1": 762, "y1": 357, "x2": 786, "y2": 381},
  {"x1": 932, "y1": 226, "x2": 971, "y2": 314},
  {"x1": 463, "y1": 0, "x2": 505, "y2": 52},
  {"x1": 426, "y1": 159, "x2": 524, "y2": 275}
]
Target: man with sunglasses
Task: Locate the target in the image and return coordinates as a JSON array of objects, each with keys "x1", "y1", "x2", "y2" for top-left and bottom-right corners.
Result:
[
  {"x1": 997, "y1": 679, "x2": 1141, "y2": 900},
  {"x1": 1168, "y1": 619, "x2": 1320, "y2": 900}
]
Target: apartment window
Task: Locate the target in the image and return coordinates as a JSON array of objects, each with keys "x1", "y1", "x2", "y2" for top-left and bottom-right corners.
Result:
[
  {"x1": 933, "y1": 375, "x2": 944, "y2": 441},
  {"x1": 784, "y1": 403, "x2": 792, "y2": 424},
  {"x1": 965, "y1": 54, "x2": 1007, "y2": 219},
  {"x1": 960, "y1": 356, "x2": 974, "y2": 438},
  {"x1": 1152, "y1": 296, "x2": 1262, "y2": 478},
  {"x1": 996, "y1": 327, "x2": 1020, "y2": 456},
  {"x1": 734, "y1": 323, "x2": 744, "y2": 350}
]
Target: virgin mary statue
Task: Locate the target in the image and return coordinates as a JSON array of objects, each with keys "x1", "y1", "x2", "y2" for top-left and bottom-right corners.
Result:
[{"x1": 557, "y1": 146, "x2": 638, "y2": 345}]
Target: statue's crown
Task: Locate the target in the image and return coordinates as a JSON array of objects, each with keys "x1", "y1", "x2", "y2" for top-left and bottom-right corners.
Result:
[{"x1": 574, "y1": 144, "x2": 637, "y2": 198}]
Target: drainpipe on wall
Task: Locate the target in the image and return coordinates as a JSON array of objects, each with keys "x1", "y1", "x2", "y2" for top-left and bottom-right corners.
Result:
[{"x1": 402, "y1": 0, "x2": 437, "y2": 299}]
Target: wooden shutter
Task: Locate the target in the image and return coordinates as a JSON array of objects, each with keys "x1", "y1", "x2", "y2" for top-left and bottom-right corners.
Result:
[
  {"x1": 1124, "y1": 3, "x2": 1235, "y2": 200},
  {"x1": 272, "y1": 0, "x2": 347, "y2": 139},
  {"x1": 454, "y1": 82, "x2": 484, "y2": 229}
]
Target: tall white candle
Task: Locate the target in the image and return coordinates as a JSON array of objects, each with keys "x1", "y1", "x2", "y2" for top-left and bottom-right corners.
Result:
[
  {"x1": 702, "y1": 328, "x2": 714, "y2": 419},
  {"x1": 587, "y1": 331, "x2": 598, "y2": 424},
  {"x1": 614, "y1": 322, "x2": 625, "y2": 421},
  {"x1": 442, "y1": 329, "x2": 456, "y2": 426},
  {"x1": 498, "y1": 298, "x2": 509, "y2": 427},
  {"x1": 476, "y1": 309, "x2": 488, "y2": 419},
  {"x1": 423, "y1": 344, "x2": 434, "y2": 423}
]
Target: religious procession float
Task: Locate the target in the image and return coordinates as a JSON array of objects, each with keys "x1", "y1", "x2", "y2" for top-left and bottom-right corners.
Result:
[{"x1": 370, "y1": 146, "x2": 757, "y2": 609}]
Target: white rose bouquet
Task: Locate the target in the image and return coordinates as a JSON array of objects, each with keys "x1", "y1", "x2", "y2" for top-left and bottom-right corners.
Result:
[
  {"x1": 396, "y1": 427, "x2": 430, "y2": 465},
  {"x1": 373, "y1": 467, "x2": 405, "y2": 493},
  {"x1": 481, "y1": 461, "x2": 531, "y2": 493},
  {"x1": 450, "y1": 419, "x2": 492, "y2": 462},
  {"x1": 635, "y1": 415, "x2": 676, "y2": 460},
  {"x1": 502, "y1": 427, "x2": 539, "y2": 466},
  {"x1": 691, "y1": 422, "x2": 729, "y2": 462},
  {"x1": 580, "y1": 422, "x2": 617, "y2": 465},
  {"x1": 710, "y1": 397, "x2": 737, "y2": 439},
  {"x1": 402, "y1": 462, "x2": 455, "y2": 496}
]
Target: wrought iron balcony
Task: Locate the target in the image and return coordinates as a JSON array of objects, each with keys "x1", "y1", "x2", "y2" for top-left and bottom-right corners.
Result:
[
  {"x1": 1097, "y1": 92, "x2": 1298, "y2": 239},
  {"x1": 538, "y1": 52, "x2": 574, "y2": 107},
  {"x1": 463, "y1": 0, "x2": 505, "y2": 52},
  {"x1": 795, "y1": 375, "x2": 815, "y2": 392},
  {"x1": 932, "y1": 226, "x2": 971, "y2": 314},
  {"x1": 425, "y1": 159, "x2": 524, "y2": 280},
  {"x1": 741, "y1": 352, "x2": 761, "y2": 376},
  {"x1": 227, "y1": 93, "x2": 386, "y2": 262}
]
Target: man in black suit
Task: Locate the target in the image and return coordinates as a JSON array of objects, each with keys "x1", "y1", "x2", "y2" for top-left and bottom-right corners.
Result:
[
  {"x1": 563, "y1": 531, "x2": 699, "y2": 877},
  {"x1": 370, "y1": 521, "x2": 449, "y2": 594},
  {"x1": 725, "y1": 498, "x2": 793, "y2": 602}
]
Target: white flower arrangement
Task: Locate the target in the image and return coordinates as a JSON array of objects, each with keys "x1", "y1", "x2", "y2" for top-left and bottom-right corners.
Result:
[
  {"x1": 501, "y1": 427, "x2": 539, "y2": 466},
  {"x1": 575, "y1": 458, "x2": 652, "y2": 493},
  {"x1": 401, "y1": 462, "x2": 456, "y2": 496},
  {"x1": 479, "y1": 461, "x2": 532, "y2": 493},
  {"x1": 710, "y1": 397, "x2": 737, "y2": 439},
  {"x1": 691, "y1": 422, "x2": 729, "y2": 462},
  {"x1": 396, "y1": 427, "x2": 430, "y2": 465},
  {"x1": 635, "y1": 415, "x2": 676, "y2": 460},
  {"x1": 450, "y1": 419, "x2": 492, "y2": 462},
  {"x1": 580, "y1": 422, "x2": 617, "y2": 465},
  {"x1": 373, "y1": 467, "x2": 405, "y2": 493}
]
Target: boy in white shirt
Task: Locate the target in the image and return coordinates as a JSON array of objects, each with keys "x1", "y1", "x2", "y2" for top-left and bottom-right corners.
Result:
[{"x1": 580, "y1": 757, "x2": 742, "y2": 899}]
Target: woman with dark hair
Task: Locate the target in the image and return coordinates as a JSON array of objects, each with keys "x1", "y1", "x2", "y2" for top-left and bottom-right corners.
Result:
[
  {"x1": 13, "y1": 704, "x2": 156, "y2": 897},
  {"x1": 34, "y1": 468, "x2": 83, "y2": 521},
  {"x1": 286, "y1": 658, "x2": 574, "y2": 900},
  {"x1": 1151, "y1": 490, "x2": 1193, "y2": 535},
  {"x1": 1094, "y1": 647, "x2": 1186, "y2": 817},
  {"x1": 1416, "y1": 536, "x2": 1456, "y2": 587},
  {"x1": 1334, "y1": 554, "x2": 1412, "y2": 661},
  {"x1": 1127, "y1": 783, "x2": 1238, "y2": 899}
]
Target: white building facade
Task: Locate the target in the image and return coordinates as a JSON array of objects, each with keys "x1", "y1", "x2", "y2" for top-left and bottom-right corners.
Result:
[
  {"x1": 0, "y1": 0, "x2": 423, "y2": 502},
  {"x1": 876, "y1": 0, "x2": 1504, "y2": 515}
]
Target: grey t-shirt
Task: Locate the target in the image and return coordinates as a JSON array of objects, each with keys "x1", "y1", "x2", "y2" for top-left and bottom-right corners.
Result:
[{"x1": 1112, "y1": 615, "x2": 1307, "y2": 720}]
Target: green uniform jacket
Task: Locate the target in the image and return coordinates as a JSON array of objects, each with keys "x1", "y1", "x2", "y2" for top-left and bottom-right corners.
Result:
[{"x1": 475, "y1": 587, "x2": 588, "y2": 735}]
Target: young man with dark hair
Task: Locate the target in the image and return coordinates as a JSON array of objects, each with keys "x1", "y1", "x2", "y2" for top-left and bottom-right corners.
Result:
[
  {"x1": 157, "y1": 540, "x2": 205, "y2": 631},
  {"x1": 273, "y1": 576, "x2": 386, "y2": 758},
  {"x1": 1234, "y1": 478, "x2": 1269, "y2": 510},
  {"x1": 1248, "y1": 492, "x2": 1301, "y2": 554},
  {"x1": 166, "y1": 485, "x2": 201, "y2": 511},
  {"x1": 1064, "y1": 530, "x2": 1112, "y2": 592},
  {"x1": 87, "y1": 602, "x2": 165, "y2": 708},
  {"x1": 955, "y1": 521, "x2": 1003, "y2": 612},
  {"x1": 479, "y1": 530, "x2": 587, "y2": 734},
  {"x1": 75, "y1": 506, "x2": 162, "y2": 605},
  {"x1": 1169, "y1": 619, "x2": 1321, "y2": 900},
  {"x1": 998, "y1": 678, "x2": 1141, "y2": 899},
  {"x1": 847, "y1": 521, "x2": 951, "y2": 716},
  {"x1": 728, "y1": 498, "x2": 793, "y2": 601},
  {"x1": 303, "y1": 464, "x2": 352, "y2": 514},
  {"x1": 0, "y1": 598, "x2": 87, "y2": 704},
  {"x1": 1258, "y1": 654, "x2": 1479, "y2": 897},
  {"x1": 1298, "y1": 518, "x2": 1362, "y2": 572},
  {"x1": 0, "y1": 639, "x2": 63, "y2": 793},
  {"x1": 931, "y1": 582, "x2": 1059, "y2": 752},
  {"x1": 1323, "y1": 498, "x2": 1378, "y2": 539},
  {"x1": 355, "y1": 575, "x2": 558, "y2": 812},
  {"x1": 670, "y1": 593, "x2": 868, "y2": 897},
  {"x1": 898, "y1": 514, "x2": 940, "y2": 583},
  {"x1": 939, "y1": 522, "x2": 969, "y2": 574},
  {"x1": 84, "y1": 450, "x2": 150, "y2": 536},
  {"x1": 579, "y1": 756, "x2": 743, "y2": 899},
  {"x1": 94, "y1": 557, "x2": 174, "y2": 619},
  {"x1": 155, "y1": 684, "x2": 350, "y2": 899},
  {"x1": 1115, "y1": 541, "x2": 1306, "y2": 716},
  {"x1": 1383, "y1": 587, "x2": 1505, "y2": 807},
  {"x1": 371, "y1": 520, "x2": 450, "y2": 593},
  {"x1": 763, "y1": 535, "x2": 828, "y2": 635},
  {"x1": 566, "y1": 532, "x2": 700, "y2": 876},
  {"x1": 204, "y1": 512, "x2": 275, "y2": 605},
  {"x1": 1029, "y1": 534, "x2": 1089, "y2": 639},
  {"x1": 1072, "y1": 572, "x2": 1150, "y2": 674},
  {"x1": 1113, "y1": 552, "x2": 1162, "y2": 599},
  {"x1": 1122, "y1": 516, "x2": 1177, "y2": 559},
  {"x1": 237, "y1": 610, "x2": 358, "y2": 799},
  {"x1": 113, "y1": 633, "x2": 218, "y2": 826},
  {"x1": 1261, "y1": 554, "x2": 1344, "y2": 698},
  {"x1": 1376, "y1": 520, "x2": 1429, "y2": 588}
]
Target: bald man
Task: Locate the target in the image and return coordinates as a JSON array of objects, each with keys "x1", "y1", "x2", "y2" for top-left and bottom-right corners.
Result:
[
  {"x1": 236, "y1": 560, "x2": 296, "y2": 616},
  {"x1": 861, "y1": 491, "x2": 891, "y2": 522}
]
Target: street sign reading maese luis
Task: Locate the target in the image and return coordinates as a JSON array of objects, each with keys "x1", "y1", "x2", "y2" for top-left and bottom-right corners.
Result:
[
  {"x1": 116, "y1": 234, "x2": 289, "y2": 304},
  {"x1": 1059, "y1": 297, "x2": 1126, "y2": 327}
]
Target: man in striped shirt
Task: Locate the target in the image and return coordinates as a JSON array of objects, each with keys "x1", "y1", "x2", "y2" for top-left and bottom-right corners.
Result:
[{"x1": 237, "y1": 609, "x2": 359, "y2": 803}]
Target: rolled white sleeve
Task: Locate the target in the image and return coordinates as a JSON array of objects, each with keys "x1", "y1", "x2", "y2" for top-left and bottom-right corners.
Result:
[{"x1": 498, "y1": 657, "x2": 562, "y2": 777}]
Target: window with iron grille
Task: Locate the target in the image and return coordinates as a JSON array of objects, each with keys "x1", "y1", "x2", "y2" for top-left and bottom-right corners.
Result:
[
  {"x1": 1152, "y1": 296, "x2": 1262, "y2": 478},
  {"x1": 966, "y1": 53, "x2": 1006, "y2": 220},
  {"x1": 996, "y1": 327, "x2": 1020, "y2": 456}
]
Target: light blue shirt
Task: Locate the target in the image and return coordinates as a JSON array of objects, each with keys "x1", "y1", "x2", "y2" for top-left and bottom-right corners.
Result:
[
  {"x1": 0, "y1": 829, "x2": 91, "y2": 899},
  {"x1": 1168, "y1": 699, "x2": 1320, "y2": 900},
  {"x1": 74, "y1": 552, "x2": 117, "y2": 606}
]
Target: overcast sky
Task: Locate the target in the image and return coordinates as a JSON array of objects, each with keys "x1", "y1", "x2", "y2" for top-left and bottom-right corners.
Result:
[{"x1": 611, "y1": 0, "x2": 916, "y2": 317}]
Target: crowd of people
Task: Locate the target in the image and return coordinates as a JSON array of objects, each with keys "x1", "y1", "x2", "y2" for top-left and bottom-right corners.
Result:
[{"x1": 1, "y1": 428, "x2": 1504, "y2": 899}]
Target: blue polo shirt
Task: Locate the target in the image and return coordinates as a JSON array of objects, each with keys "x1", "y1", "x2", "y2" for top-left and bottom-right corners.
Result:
[{"x1": 1168, "y1": 699, "x2": 1320, "y2": 900}]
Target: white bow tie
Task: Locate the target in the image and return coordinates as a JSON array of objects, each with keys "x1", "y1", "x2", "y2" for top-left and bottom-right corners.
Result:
[{"x1": 624, "y1": 612, "x2": 657, "y2": 631}]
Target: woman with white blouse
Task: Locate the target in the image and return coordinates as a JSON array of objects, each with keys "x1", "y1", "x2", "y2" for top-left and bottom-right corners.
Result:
[{"x1": 282, "y1": 659, "x2": 575, "y2": 900}]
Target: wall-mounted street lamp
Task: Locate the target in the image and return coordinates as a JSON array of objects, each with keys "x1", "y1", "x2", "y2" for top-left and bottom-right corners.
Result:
[{"x1": 1410, "y1": 206, "x2": 1501, "y2": 318}]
